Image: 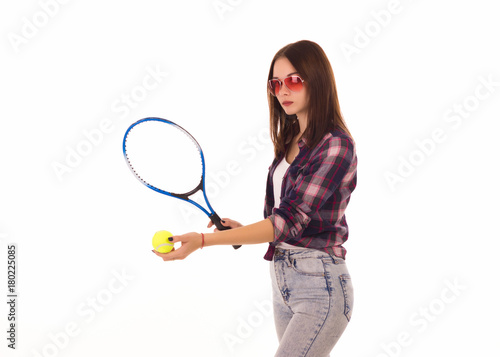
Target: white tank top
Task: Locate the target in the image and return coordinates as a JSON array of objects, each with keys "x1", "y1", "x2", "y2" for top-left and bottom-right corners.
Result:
[{"x1": 272, "y1": 157, "x2": 309, "y2": 250}]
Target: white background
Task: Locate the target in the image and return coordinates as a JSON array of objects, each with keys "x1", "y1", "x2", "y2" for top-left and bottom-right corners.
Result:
[{"x1": 1, "y1": 0, "x2": 499, "y2": 356}]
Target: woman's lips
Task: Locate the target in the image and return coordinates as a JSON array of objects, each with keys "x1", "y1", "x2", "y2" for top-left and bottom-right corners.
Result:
[{"x1": 282, "y1": 101, "x2": 293, "y2": 106}]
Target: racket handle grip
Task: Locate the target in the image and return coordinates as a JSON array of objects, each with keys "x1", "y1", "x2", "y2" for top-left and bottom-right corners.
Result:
[{"x1": 209, "y1": 213, "x2": 242, "y2": 250}]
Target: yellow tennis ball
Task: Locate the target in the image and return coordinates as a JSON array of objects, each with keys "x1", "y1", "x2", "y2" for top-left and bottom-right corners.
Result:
[{"x1": 152, "y1": 230, "x2": 174, "y2": 253}]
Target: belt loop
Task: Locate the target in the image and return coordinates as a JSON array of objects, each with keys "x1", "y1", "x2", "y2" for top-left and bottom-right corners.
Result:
[
  {"x1": 286, "y1": 250, "x2": 292, "y2": 267},
  {"x1": 327, "y1": 253, "x2": 337, "y2": 265}
]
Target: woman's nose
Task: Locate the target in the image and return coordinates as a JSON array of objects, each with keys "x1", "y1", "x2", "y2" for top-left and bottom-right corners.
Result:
[{"x1": 277, "y1": 82, "x2": 290, "y2": 96}]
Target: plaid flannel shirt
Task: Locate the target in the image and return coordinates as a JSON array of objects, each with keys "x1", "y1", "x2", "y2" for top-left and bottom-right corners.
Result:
[{"x1": 263, "y1": 129, "x2": 357, "y2": 261}]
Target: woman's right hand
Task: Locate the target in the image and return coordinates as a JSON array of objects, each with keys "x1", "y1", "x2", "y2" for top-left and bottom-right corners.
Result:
[{"x1": 207, "y1": 218, "x2": 243, "y2": 231}]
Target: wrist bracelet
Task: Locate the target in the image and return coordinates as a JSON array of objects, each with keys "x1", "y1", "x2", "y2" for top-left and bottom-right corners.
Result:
[{"x1": 201, "y1": 233, "x2": 205, "y2": 249}]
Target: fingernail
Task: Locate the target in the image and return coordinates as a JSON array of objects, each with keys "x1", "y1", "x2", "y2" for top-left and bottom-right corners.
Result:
[
  {"x1": 168, "y1": 237, "x2": 173, "y2": 242},
  {"x1": 221, "y1": 220, "x2": 226, "y2": 223}
]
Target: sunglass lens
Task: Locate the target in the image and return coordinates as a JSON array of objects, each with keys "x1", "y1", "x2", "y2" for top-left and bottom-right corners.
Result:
[
  {"x1": 285, "y1": 76, "x2": 303, "y2": 92},
  {"x1": 269, "y1": 80, "x2": 281, "y2": 96}
]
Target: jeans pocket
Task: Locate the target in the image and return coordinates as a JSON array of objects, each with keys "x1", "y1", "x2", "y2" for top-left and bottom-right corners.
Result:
[
  {"x1": 290, "y1": 257, "x2": 325, "y2": 276},
  {"x1": 339, "y1": 274, "x2": 353, "y2": 321}
]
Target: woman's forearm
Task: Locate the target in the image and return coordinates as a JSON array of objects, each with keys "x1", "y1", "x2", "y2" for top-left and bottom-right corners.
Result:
[{"x1": 204, "y1": 218, "x2": 275, "y2": 246}]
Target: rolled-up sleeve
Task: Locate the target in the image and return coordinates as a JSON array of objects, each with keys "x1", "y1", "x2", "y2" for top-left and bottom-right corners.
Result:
[{"x1": 268, "y1": 135, "x2": 356, "y2": 246}]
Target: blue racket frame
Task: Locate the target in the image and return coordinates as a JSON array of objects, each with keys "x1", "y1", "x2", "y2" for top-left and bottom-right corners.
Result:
[{"x1": 123, "y1": 117, "x2": 241, "y2": 249}]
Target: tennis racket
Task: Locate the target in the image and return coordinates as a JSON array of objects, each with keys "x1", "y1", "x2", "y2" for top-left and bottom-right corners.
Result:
[{"x1": 123, "y1": 117, "x2": 241, "y2": 250}]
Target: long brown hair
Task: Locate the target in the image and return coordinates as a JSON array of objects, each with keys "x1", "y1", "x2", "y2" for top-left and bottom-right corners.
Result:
[{"x1": 267, "y1": 40, "x2": 353, "y2": 158}]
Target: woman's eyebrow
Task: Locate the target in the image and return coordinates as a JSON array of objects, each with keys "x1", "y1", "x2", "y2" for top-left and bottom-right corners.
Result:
[{"x1": 272, "y1": 71, "x2": 300, "y2": 79}]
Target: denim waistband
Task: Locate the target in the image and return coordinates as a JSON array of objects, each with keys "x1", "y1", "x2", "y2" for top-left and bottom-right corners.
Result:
[{"x1": 273, "y1": 247, "x2": 345, "y2": 264}]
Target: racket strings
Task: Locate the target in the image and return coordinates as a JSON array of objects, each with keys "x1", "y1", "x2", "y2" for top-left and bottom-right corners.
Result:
[{"x1": 124, "y1": 120, "x2": 204, "y2": 195}]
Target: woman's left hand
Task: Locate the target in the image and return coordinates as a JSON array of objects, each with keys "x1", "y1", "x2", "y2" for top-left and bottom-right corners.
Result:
[{"x1": 152, "y1": 232, "x2": 202, "y2": 262}]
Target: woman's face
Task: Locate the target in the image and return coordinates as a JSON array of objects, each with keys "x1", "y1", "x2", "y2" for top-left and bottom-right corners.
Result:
[{"x1": 272, "y1": 57, "x2": 308, "y2": 121}]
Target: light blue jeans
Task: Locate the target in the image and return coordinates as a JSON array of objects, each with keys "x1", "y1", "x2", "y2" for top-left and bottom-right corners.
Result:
[{"x1": 270, "y1": 248, "x2": 353, "y2": 357}]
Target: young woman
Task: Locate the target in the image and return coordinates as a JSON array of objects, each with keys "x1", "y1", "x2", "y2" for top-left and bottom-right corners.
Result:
[{"x1": 153, "y1": 40, "x2": 357, "y2": 357}]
